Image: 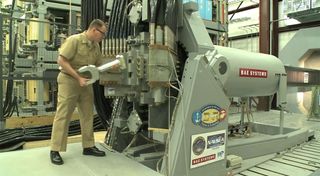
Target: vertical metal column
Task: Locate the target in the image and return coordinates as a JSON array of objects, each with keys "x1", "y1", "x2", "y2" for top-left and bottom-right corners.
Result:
[
  {"x1": 278, "y1": 73, "x2": 287, "y2": 134},
  {"x1": 271, "y1": 0, "x2": 280, "y2": 109},
  {"x1": 259, "y1": 0, "x2": 270, "y2": 53},
  {"x1": 271, "y1": 0, "x2": 279, "y2": 57},
  {"x1": 36, "y1": 1, "x2": 48, "y2": 114},
  {"x1": 257, "y1": 0, "x2": 271, "y2": 111},
  {"x1": 0, "y1": 14, "x2": 5, "y2": 130},
  {"x1": 69, "y1": 11, "x2": 78, "y2": 35}
]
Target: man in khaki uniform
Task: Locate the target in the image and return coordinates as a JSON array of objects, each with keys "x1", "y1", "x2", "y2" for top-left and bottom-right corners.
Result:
[{"x1": 50, "y1": 19, "x2": 107, "y2": 165}]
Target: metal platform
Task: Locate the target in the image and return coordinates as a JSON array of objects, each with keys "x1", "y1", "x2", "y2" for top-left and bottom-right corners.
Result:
[
  {"x1": 235, "y1": 139, "x2": 320, "y2": 176},
  {"x1": 229, "y1": 110, "x2": 320, "y2": 176}
]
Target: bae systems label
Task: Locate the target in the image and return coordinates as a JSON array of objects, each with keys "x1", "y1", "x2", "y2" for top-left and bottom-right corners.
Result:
[{"x1": 239, "y1": 68, "x2": 268, "y2": 78}]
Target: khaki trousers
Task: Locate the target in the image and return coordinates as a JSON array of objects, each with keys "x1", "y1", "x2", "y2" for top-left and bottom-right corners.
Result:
[{"x1": 50, "y1": 73, "x2": 95, "y2": 151}]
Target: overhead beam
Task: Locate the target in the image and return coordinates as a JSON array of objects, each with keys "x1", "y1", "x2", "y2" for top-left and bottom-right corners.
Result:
[{"x1": 228, "y1": 3, "x2": 259, "y2": 15}]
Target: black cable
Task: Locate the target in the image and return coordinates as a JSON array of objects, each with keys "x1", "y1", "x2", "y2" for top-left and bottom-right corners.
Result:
[
  {"x1": 150, "y1": 0, "x2": 157, "y2": 23},
  {"x1": 104, "y1": 0, "x2": 109, "y2": 21},
  {"x1": 120, "y1": 0, "x2": 129, "y2": 53},
  {"x1": 114, "y1": 0, "x2": 125, "y2": 54},
  {"x1": 107, "y1": 0, "x2": 116, "y2": 39},
  {"x1": 116, "y1": 0, "x2": 125, "y2": 39},
  {"x1": 4, "y1": 33, "x2": 18, "y2": 118},
  {"x1": 111, "y1": 0, "x2": 121, "y2": 54},
  {"x1": 121, "y1": 0, "x2": 129, "y2": 52},
  {"x1": 81, "y1": 0, "x2": 87, "y2": 30},
  {"x1": 106, "y1": 0, "x2": 116, "y2": 55},
  {"x1": 112, "y1": 0, "x2": 121, "y2": 38},
  {"x1": 103, "y1": 0, "x2": 109, "y2": 55},
  {"x1": 93, "y1": 83, "x2": 112, "y2": 129},
  {"x1": 108, "y1": 0, "x2": 118, "y2": 55},
  {"x1": 80, "y1": 0, "x2": 113, "y2": 131},
  {"x1": 165, "y1": 0, "x2": 178, "y2": 33},
  {"x1": 0, "y1": 116, "x2": 105, "y2": 151}
]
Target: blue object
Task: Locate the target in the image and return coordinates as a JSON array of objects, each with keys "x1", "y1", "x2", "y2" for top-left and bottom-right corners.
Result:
[{"x1": 183, "y1": 0, "x2": 212, "y2": 21}]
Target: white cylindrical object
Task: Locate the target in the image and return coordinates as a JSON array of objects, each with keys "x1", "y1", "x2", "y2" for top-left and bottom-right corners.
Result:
[
  {"x1": 149, "y1": 23, "x2": 155, "y2": 45},
  {"x1": 98, "y1": 59, "x2": 120, "y2": 72},
  {"x1": 26, "y1": 80, "x2": 49, "y2": 102},
  {"x1": 28, "y1": 18, "x2": 50, "y2": 42},
  {"x1": 213, "y1": 45, "x2": 286, "y2": 97}
]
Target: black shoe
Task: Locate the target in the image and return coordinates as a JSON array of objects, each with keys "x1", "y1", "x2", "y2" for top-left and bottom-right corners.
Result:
[
  {"x1": 50, "y1": 151, "x2": 64, "y2": 165},
  {"x1": 83, "y1": 146, "x2": 106, "y2": 157}
]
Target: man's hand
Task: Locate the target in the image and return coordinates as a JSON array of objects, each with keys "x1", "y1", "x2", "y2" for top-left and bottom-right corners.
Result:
[
  {"x1": 111, "y1": 64, "x2": 120, "y2": 70},
  {"x1": 78, "y1": 77, "x2": 90, "y2": 87}
]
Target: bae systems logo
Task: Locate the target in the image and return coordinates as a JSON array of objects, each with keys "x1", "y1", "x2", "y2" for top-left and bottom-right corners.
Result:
[{"x1": 239, "y1": 68, "x2": 268, "y2": 78}]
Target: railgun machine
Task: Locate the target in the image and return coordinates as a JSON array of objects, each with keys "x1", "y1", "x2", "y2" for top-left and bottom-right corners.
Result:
[{"x1": 81, "y1": 1, "x2": 311, "y2": 176}]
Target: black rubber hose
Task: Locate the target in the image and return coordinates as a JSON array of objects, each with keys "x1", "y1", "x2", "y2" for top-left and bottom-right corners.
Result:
[
  {"x1": 121, "y1": 1, "x2": 129, "y2": 52},
  {"x1": 3, "y1": 33, "x2": 18, "y2": 118},
  {"x1": 165, "y1": 0, "x2": 177, "y2": 33},
  {"x1": 103, "y1": 0, "x2": 109, "y2": 55},
  {"x1": 0, "y1": 142, "x2": 25, "y2": 152},
  {"x1": 120, "y1": 0, "x2": 129, "y2": 53},
  {"x1": 110, "y1": 0, "x2": 120, "y2": 39},
  {"x1": 3, "y1": 0, "x2": 17, "y2": 118},
  {"x1": 81, "y1": 0, "x2": 87, "y2": 30},
  {"x1": 107, "y1": 0, "x2": 116, "y2": 39},
  {"x1": 112, "y1": 0, "x2": 121, "y2": 38},
  {"x1": 93, "y1": 84, "x2": 110, "y2": 129},
  {"x1": 8, "y1": 96, "x2": 18, "y2": 117},
  {"x1": 104, "y1": 0, "x2": 109, "y2": 21},
  {"x1": 109, "y1": 0, "x2": 120, "y2": 54},
  {"x1": 99, "y1": 0, "x2": 103, "y2": 20},
  {"x1": 0, "y1": 133, "x2": 23, "y2": 143},
  {"x1": 119, "y1": 0, "x2": 127, "y2": 52},
  {"x1": 0, "y1": 116, "x2": 105, "y2": 149},
  {"x1": 80, "y1": 0, "x2": 112, "y2": 131},
  {"x1": 150, "y1": 0, "x2": 157, "y2": 23},
  {"x1": 114, "y1": 0, "x2": 125, "y2": 54},
  {"x1": 0, "y1": 137, "x2": 24, "y2": 149},
  {"x1": 116, "y1": 0, "x2": 125, "y2": 39},
  {"x1": 89, "y1": 0, "x2": 93, "y2": 27},
  {"x1": 0, "y1": 131, "x2": 23, "y2": 141}
]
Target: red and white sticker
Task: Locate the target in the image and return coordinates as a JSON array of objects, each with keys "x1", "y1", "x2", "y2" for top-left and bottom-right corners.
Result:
[
  {"x1": 239, "y1": 68, "x2": 268, "y2": 78},
  {"x1": 192, "y1": 154, "x2": 216, "y2": 165}
]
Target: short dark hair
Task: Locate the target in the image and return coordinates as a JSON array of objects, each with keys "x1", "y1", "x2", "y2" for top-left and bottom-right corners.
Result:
[{"x1": 88, "y1": 19, "x2": 107, "y2": 29}]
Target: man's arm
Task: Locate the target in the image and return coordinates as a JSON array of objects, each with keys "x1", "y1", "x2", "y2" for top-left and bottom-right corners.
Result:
[{"x1": 57, "y1": 55, "x2": 89, "y2": 87}]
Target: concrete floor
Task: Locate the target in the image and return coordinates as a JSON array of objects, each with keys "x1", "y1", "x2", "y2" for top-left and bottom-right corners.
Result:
[
  {"x1": 0, "y1": 143, "x2": 162, "y2": 176},
  {"x1": 0, "y1": 110, "x2": 319, "y2": 176}
]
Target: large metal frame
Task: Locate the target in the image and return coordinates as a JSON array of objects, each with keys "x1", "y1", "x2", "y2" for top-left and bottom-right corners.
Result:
[
  {"x1": 0, "y1": 14, "x2": 4, "y2": 130},
  {"x1": 1, "y1": 0, "x2": 80, "y2": 115},
  {"x1": 98, "y1": 1, "x2": 314, "y2": 176}
]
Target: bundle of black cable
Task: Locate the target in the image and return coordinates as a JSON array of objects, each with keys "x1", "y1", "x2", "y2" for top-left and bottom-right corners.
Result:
[{"x1": 0, "y1": 115, "x2": 105, "y2": 152}]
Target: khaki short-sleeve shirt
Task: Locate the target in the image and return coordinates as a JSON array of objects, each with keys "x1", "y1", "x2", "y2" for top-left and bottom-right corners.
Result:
[{"x1": 59, "y1": 32, "x2": 102, "y2": 74}]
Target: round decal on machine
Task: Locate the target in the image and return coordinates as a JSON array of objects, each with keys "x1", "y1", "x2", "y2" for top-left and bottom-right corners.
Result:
[
  {"x1": 192, "y1": 105, "x2": 226, "y2": 128},
  {"x1": 192, "y1": 136, "x2": 206, "y2": 155}
]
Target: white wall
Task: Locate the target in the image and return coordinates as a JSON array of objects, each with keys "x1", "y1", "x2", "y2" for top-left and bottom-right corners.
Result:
[{"x1": 228, "y1": 37, "x2": 259, "y2": 52}]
